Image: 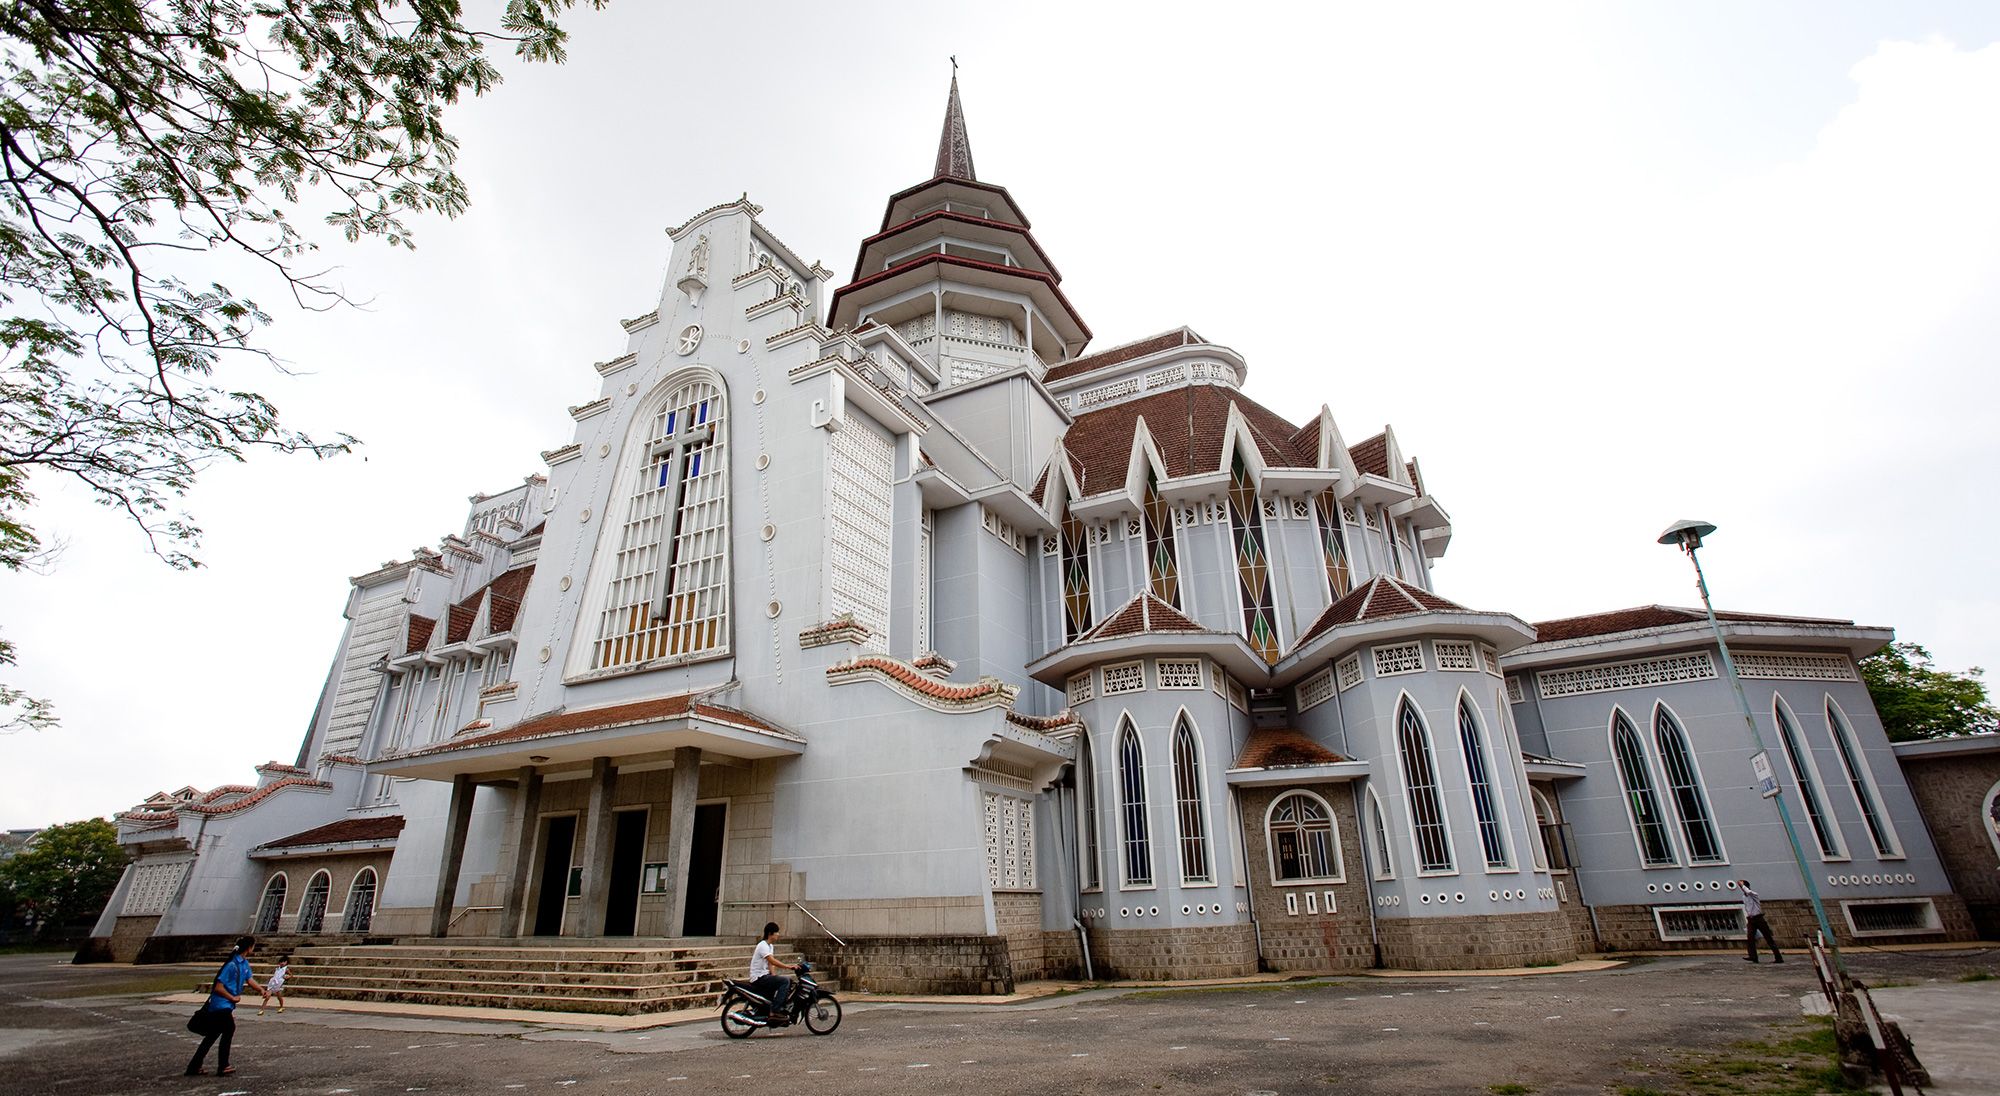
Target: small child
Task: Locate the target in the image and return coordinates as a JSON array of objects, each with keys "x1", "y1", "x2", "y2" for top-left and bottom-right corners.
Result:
[{"x1": 259, "y1": 956, "x2": 290, "y2": 1015}]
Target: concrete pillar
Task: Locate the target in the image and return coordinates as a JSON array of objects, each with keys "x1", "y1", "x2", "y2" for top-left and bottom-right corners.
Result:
[
  {"x1": 664, "y1": 746, "x2": 703, "y2": 937},
  {"x1": 570, "y1": 757, "x2": 617, "y2": 937},
  {"x1": 498, "y1": 766, "x2": 543, "y2": 937},
  {"x1": 428, "y1": 774, "x2": 477, "y2": 937}
]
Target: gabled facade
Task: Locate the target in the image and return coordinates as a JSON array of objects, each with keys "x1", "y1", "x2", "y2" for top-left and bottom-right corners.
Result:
[{"x1": 82, "y1": 81, "x2": 1984, "y2": 984}]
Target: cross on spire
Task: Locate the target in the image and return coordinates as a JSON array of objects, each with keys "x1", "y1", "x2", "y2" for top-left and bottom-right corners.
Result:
[{"x1": 933, "y1": 68, "x2": 977, "y2": 182}]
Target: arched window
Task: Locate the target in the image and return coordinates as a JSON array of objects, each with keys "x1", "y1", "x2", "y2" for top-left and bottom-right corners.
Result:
[
  {"x1": 1314, "y1": 489, "x2": 1352, "y2": 600},
  {"x1": 1365, "y1": 786, "x2": 1395, "y2": 879},
  {"x1": 1267, "y1": 792, "x2": 1341, "y2": 883},
  {"x1": 1773, "y1": 696, "x2": 1843, "y2": 858},
  {"x1": 1118, "y1": 721, "x2": 1153, "y2": 886},
  {"x1": 1529, "y1": 788, "x2": 1561, "y2": 871},
  {"x1": 1172, "y1": 717, "x2": 1211, "y2": 884},
  {"x1": 1825, "y1": 698, "x2": 1899, "y2": 857},
  {"x1": 252, "y1": 874, "x2": 286, "y2": 934},
  {"x1": 1077, "y1": 737, "x2": 1101, "y2": 891},
  {"x1": 589, "y1": 372, "x2": 730, "y2": 670},
  {"x1": 1612, "y1": 710, "x2": 1677, "y2": 866},
  {"x1": 296, "y1": 870, "x2": 332, "y2": 934},
  {"x1": 1226, "y1": 450, "x2": 1280, "y2": 663},
  {"x1": 1653, "y1": 705, "x2": 1724, "y2": 864},
  {"x1": 1060, "y1": 505, "x2": 1093, "y2": 641},
  {"x1": 1457, "y1": 696, "x2": 1511, "y2": 869},
  {"x1": 1984, "y1": 780, "x2": 2000, "y2": 863},
  {"x1": 342, "y1": 868, "x2": 379, "y2": 933},
  {"x1": 1142, "y1": 470, "x2": 1180, "y2": 608},
  {"x1": 1397, "y1": 698, "x2": 1455, "y2": 873}
]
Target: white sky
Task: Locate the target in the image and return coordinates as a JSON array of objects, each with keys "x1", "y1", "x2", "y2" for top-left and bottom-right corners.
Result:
[{"x1": 6, "y1": 1, "x2": 1999, "y2": 827}]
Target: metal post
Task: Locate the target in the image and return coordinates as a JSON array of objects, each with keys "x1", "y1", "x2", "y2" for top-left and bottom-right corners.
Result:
[{"x1": 1679, "y1": 540, "x2": 1843, "y2": 965}]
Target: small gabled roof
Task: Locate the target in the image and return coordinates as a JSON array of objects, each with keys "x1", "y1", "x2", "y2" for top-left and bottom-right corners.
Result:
[
  {"x1": 1060, "y1": 385, "x2": 1306, "y2": 495},
  {"x1": 1349, "y1": 432, "x2": 1390, "y2": 479},
  {"x1": 1233, "y1": 728, "x2": 1350, "y2": 769},
  {"x1": 1296, "y1": 576, "x2": 1470, "y2": 646},
  {"x1": 405, "y1": 615, "x2": 437, "y2": 655},
  {"x1": 1081, "y1": 592, "x2": 1208, "y2": 642}
]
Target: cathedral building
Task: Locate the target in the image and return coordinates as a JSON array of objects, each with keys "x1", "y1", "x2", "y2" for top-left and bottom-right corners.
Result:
[{"x1": 83, "y1": 80, "x2": 1986, "y2": 992}]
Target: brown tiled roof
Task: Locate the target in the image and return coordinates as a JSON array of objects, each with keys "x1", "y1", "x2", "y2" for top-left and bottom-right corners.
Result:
[
  {"x1": 1406, "y1": 461, "x2": 1423, "y2": 496},
  {"x1": 1080, "y1": 593, "x2": 1208, "y2": 642},
  {"x1": 1289, "y1": 417, "x2": 1323, "y2": 462},
  {"x1": 827, "y1": 655, "x2": 1017, "y2": 705},
  {"x1": 405, "y1": 615, "x2": 436, "y2": 655},
  {"x1": 1060, "y1": 386, "x2": 1306, "y2": 494},
  {"x1": 262, "y1": 815, "x2": 405, "y2": 850},
  {"x1": 1233, "y1": 728, "x2": 1350, "y2": 769},
  {"x1": 1296, "y1": 576, "x2": 1471, "y2": 646},
  {"x1": 182, "y1": 777, "x2": 333, "y2": 815},
  {"x1": 445, "y1": 598, "x2": 479, "y2": 645},
  {"x1": 1530, "y1": 605, "x2": 1851, "y2": 644},
  {"x1": 1349, "y1": 433, "x2": 1389, "y2": 478},
  {"x1": 398, "y1": 694, "x2": 790, "y2": 758},
  {"x1": 486, "y1": 566, "x2": 533, "y2": 634},
  {"x1": 1029, "y1": 463, "x2": 1050, "y2": 506},
  {"x1": 1005, "y1": 709, "x2": 1081, "y2": 732},
  {"x1": 1044, "y1": 328, "x2": 1201, "y2": 386}
]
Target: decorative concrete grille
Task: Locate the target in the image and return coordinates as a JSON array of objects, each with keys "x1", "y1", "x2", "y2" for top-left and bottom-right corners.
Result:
[
  {"x1": 593, "y1": 375, "x2": 729, "y2": 669},
  {"x1": 1434, "y1": 640, "x2": 1479, "y2": 671},
  {"x1": 981, "y1": 507, "x2": 1027, "y2": 554},
  {"x1": 983, "y1": 792, "x2": 1035, "y2": 890},
  {"x1": 949, "y1": 358, "x2": 1000, "y2": 386},
  {"x1": 1260, "y1": 498, "x2": 1280, "y2": 521},
  {"x1": 122, "y1": 859, "x2": 189, "y2": 915},
  {"x1": 1482, "y1": 647, "x2": 1503, "y2": 676},
  {"x1": 1144, "y1": 365, "x2": 1187, "y2": 390},
  {"x1": 1297, "y1": 668, "x2": 1336, "y2": 711},
  {"x1": 1103, "y1": 662, "x2": 1145, "y2": 695},
  {"x1": 1336, "y1": 654, "x2": 1365, "y2": 692},
  {"x1": 1535, "y1": 651, "x2": 1716, "y2": 698},
  {"x1": 1226, "y1": 676, "x2": 1248, "y2": 712},
  {"x1": 1733, "y1": 651, "x2": 1857, "y2": 681},
  {"x1": 897, "y1": 314, "x2": 936, "y2": 343},
  {"x1": 1067, "y1": 672, "x2": 1095, "y2": 706},
  {"x1": 915, "y1": 510, "x2": 933, "y2": 656},
  {"x1": 1373, "y1": 642, "x2": 1425, "y2": 677},
  {"x1": 1041, "y1": 536, "x2": 1058, "y2": 556},
  {"x1": 1341, "y1": 504, "x2": 1359, "y2": 524},
  {"x1": 1188, "y1": 361, "x2": 1238, "y2": 384},
  {"x1": 1654, "y1": 904, "x2": 1745, "y2": 941},
  {"x1": 1157, "y1": 658, "x2": 1204, "y2": 690},
  {"x1": 1125, "y1": 518, "x2": 1141, "y2": 539},
  {"x1": 1506, "y1": 676, "x2": 1526, "y2": 704},
  {"x1": 947, "y1": 310, "x2": 1011, "y2": 342},
  {"x1": 1844, "y1": 899, "x2": 1939, "y2": 936},
  {"x1": 1289, "y1": 498, "x2": 1311, "y2": 520},
  {"x1": 1074, "y1": 377, "x2": 1139, "y2": 409},
  {"x1": 1090, "y1": 523, "x2": 1112, "y2": 546},
  {"x1": 1365, "y1": 509, "x2": 1381, "y2": 529},
  {"x1": 827, "y1": 415, "x2": 895, "y2": 652}
]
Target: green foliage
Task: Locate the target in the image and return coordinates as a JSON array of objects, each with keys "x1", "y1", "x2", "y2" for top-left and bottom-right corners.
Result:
[
  {"x1": 0, "y1": 818, "x2": 127, "y2": 934},
  {"x1": 0, "y1": 0, "x2": 604, "y2": 731},
  {"x1": 1859, "y1": 642, "x2": 1998, "y2": 742},
  {"x1": 1488, "y1": 1084, "x2": 1535, "y2": 1095}
]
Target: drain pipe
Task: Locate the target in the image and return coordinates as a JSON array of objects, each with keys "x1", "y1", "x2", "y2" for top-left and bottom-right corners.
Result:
[
  {"x1": 1351, "y1": 783, "x2": 1383, "y2": 968},
  {"x1": 1052, "y1": 771, "x2": 1095, "y2": 981}
]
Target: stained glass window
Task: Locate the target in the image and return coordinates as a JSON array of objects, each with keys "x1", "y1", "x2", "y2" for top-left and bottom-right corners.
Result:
[
  {"x1": 1227, "y1": 451, "x2": 1280, "y2": 662},
  {"x1": 1143, "y1": 471, "x2": 1180, "y2": 608},
  {"x1": 1061, "y1": 506, "x2": 1093, "y2": 642},
  {"x1": 1315, "y1": 490, "x2": 1352, "y2": 600}
]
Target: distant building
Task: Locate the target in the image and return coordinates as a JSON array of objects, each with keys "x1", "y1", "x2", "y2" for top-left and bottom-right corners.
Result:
[{"x1": 81, "y1": 81, "x2": 1990, "y2": 979}]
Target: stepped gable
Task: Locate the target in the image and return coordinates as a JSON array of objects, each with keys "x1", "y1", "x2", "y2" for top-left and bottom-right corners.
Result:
[
  {"x1": 1234, "y1": 728, "x2": 1350, "y2": 769},
  {"x1": 394, "y1": 695, "x2": 796, "y2": 758},
  {"x1": 1349, "y1": 432, "x2": 1390, "y2": 478},
  {"x1": 1043, "y1": 327, "x2": 1200, "y2": 386},
  {"x1": 1530, "y1": 604, "x2": 1852, "y2": 644},
  {"x1": 1296, "y1": 575, "x2": 1471, "y2": 647},
  {"x1": 1080, "y1": 592, "x2": 1209, "y2": 642},
  {"x1": 1060, "y1": 386, "x2": 1307, "y2": 494},
  {"x1": 262, "y1": 815, "x2": 405, "y2": 850}
]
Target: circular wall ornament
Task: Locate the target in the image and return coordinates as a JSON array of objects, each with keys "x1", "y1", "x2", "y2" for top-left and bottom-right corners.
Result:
[
  {"x1": 755, "y1": 453, "x2": 770, "y2": 470},
  {"x1": 676, "y1": 324, "x2": 704, "y2": 355},
  {"x1": 599, "y1": 443, "x2": 611, "y2": 457},
  {"x1": 766, "y1": 600, "x2": 782, "y2": 618},
  {"x1": 538, "y1": 646, "x2": 551, "y2": 663},
  {"x1": 752, "y1": 387, "x2": 766, "y2": 405},
  {"x1": 737, "y1": 339, "x2": 751, "y2": 354},
  {"x1": 578, "y1": 508, "x2": 591, "y2": 523},
  {"x1": 760, "y1": 523, "x2": 776, "y2": 541},
  {"x1": 626, "y1": 382, "x2": 638, "y2": 396},
  {"x1": 558, "y1": 576, "x2": 572, "y2": 592}
]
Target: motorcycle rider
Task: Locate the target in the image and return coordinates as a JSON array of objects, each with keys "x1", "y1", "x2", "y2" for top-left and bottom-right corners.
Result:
[{"x1": 747, "y1": 921, "x2": 795, "y2": 1020}]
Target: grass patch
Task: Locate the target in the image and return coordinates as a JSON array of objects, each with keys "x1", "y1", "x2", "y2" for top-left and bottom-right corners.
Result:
[
  {"x1": 1488, "y1": 1084, "x2": 1535, "y2": 1095},
  {"x1": 1633, "y1": 1017, "x2": 1867, "y2": 1096},
  {"x1": 1617, "y1": 1087, "x2": 1671, "y2": 1096},
  {"x1": 0, "y1": 943, "x2": 73, "y2": 956},
  {"x1": 1957, "y1": 969, "x2": 1995, "y2": 982}
]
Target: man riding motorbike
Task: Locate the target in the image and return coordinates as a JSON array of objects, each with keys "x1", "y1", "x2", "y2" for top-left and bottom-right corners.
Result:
[{"x1": 746, "y1": 921, "x2": 795, "y2": 1020}]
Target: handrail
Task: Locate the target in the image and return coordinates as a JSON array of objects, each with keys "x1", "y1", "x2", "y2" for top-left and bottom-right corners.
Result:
[
  {"x1": 792, "y1": 901, "x2": 846, "y2": 947},
  {"x1": 446, "y1": 904, "x2": 503, "y2": 931}
]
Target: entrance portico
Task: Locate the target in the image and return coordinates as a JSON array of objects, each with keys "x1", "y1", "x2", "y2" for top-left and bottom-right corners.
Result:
[{"x1": 373, "y1": 694, "x2": 803, "y2": 939}]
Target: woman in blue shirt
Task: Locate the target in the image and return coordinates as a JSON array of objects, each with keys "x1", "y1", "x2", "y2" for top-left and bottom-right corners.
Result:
[{"x1": 188, "y1": 935, "x2": 264, "y2": 1076}]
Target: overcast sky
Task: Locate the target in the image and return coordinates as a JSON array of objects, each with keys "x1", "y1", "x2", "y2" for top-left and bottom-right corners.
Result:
[{"x1": 6, "y1": 1, "x2": 1999, "y2": 828}]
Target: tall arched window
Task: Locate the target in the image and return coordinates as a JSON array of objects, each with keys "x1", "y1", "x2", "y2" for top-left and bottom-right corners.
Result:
[
  {"x1": 1226, "y1": 450, "x2": 1280, "y2": 663},
  {"x1": 342, "y1": 868, "x2": 379, "y2": 933},
  {"x1": 1529, "y1": 788, "x2": 1559, "y2": 871},
  {"x1": 1825, "y1": 698, "x2": 1899, "y2": 857},
  {"x1": 1457, "y1": 696, "x2": 1511, "y2": 869},
  {"x1": 252, "y1": 874, "x2": 286, "y2": 934},
  {"x1": 1314, "y1": 489, "x2": 1353, "y2": 600},
  {"x1": 296, "y1": 870, "x2": 332, "y2": 934},
  {"x1": 1611, "y1": 709, "x2": 1677, "y2": 866},
  {"x1": 1142, "y1": 471, "x2": 1180, "y2": 609},
  {"x1": 1774, "y1": 696, "x2": 1843, "y2": 858},
  {"x1": 1077, "y1": 737, "x2": 1101, "y2": 891},
  {"x1": 590, "y1": 372, "x2": 730, "y2": 670},
  {"x1": 1653, "y1": 705, "x2": 1724, "y2": 864},
  {"x1": 1365, "y1": 787, "x2": 1395, "y2": 879},
  {"x1": 1060, "y1": 505, "x2": 1093, "y2": 641},
  {"x1": 1171, "y1": 717, "x2": 1211, "y2": 884},
  {"x1": 1267, "y1": 792, "x2": 1341, "y2": 882},
  {"x1": 1118, "y1": 722, "x2": 1153, "y2": 886},
  {"x1": 1397, "y1": 699, "x2": 1455, "y2": 873}
]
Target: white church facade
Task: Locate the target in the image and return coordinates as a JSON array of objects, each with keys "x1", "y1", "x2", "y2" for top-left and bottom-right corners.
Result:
[{"x1": 84, "y1": 81, "x2": 1985, "y2": 990}]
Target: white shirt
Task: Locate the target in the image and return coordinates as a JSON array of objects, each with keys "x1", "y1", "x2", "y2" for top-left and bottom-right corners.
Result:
[
  {"x1": 268, "y1": 966, "x2": 287, "y2": 991},
  {"x1": 1741, "y1": 887, "x2": 1763, "y2": 918},
  {"x1": 750, "y1": 940, "x2": 774, "y2": 979}
]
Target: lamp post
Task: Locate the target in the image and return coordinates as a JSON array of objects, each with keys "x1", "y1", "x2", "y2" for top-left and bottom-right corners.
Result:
[{"x1": 1656, "y1": 519, "x2": 1842, "y2": 963}]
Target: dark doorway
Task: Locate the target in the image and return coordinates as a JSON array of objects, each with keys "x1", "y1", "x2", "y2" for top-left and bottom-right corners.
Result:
[
  {"x1": 603, "y1": 809, "x2": 648, "y2": 937},
  {"x1": 532, "y1": 815, "x2": 576, "y2": 936},
  {"x1": 681, "y1": 803, "x2": 727, "y2": 936}
]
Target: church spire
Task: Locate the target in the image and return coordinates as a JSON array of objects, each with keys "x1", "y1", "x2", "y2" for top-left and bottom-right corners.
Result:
[{"x1": 932, "y1": 67, "x2": 977, "y2": 181}]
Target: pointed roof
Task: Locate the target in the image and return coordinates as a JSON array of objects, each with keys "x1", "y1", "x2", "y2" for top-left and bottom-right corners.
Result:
[
  {"x1": 1079, "y1": 592, "x2": 1208, "y2": 642},
  {"x1": 1233, "y1": 728, "x2": 1351, "y2": 769},
  {"x1": 934, "y1": 73, "x2": 976, "y2": 181},
  {"x1": 1295, "y1": 575, "x2": 1471, "y2": 646}
]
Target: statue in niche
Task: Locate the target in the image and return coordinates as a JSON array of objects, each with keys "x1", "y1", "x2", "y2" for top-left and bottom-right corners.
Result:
[{"x1": 677, "y1": 233, "x2": 710, "y2": 303}]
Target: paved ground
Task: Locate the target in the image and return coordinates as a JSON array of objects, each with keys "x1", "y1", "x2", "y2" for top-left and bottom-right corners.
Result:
[{"x1": 1, "y1": 947, "x2": 1994, "y2": 1095}]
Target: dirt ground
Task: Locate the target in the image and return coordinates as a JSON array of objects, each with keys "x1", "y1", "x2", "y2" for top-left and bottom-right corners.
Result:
[{"x1": 1, "y1": 946, "x2": 1994, "y2": 1095}]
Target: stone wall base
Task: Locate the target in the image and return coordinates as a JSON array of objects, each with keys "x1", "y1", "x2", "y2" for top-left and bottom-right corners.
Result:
[
  {"x1": 73, "y1": 915, "x2": 165, "y2": 963},
  {"x1": 1590, "y1": 893, "x2": 1979, "y2": 952},
  {"x1": 1081, "y1": 923, "x2": 1260, "y2": 981},
  {"x1": 797, "y1": 934, "x2": 1015, "y2": 995},
  {"x1": 1375, "y1": 910, "x2": 1576, "y2": 970}
]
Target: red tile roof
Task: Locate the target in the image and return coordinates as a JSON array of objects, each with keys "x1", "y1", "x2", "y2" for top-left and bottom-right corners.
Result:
[
  {"x1": 1530, "y1": 605, "x2": 1852, "y2": 644},
  {"x1": 1233, "y1": 728, "x2": 1350, "y2": 769},
  {"x1": 182, "y1": 777, "x2": 333, "y2": 815},
  {"x1": 262, "y1": 815, "x2": 405, "y2": 850},
  {"x1": 1349, "y1": 433, "x2": 1389, "y2": 478},
  {"x1": 1406, "y1": 461, "x2": 1423, "y2": 496},
  {"x1": 1060, "y1": 385, "x2": 1307, "y2": 494},
  {"x1": 827, "y1": 655, "x2": 1018, "y2": 706},
  {"x1": 405, "y1": 615, "x2": 436, "y2": 655},
  {"x1": 1296, "y1": 576, "x2": 1471, "y2": 646},
  {"x1": 485, "y1": 566, "x2": 533, "y2": 634},
  {"x1": 1043, "y1": 327, "x2": 1202, "y2": 386},
  {"x1": 1005, "y1": 709, "x2": 1082, "y2": 732},
  {"x1": 1080, "y1": 593, "x2": 1209, "y2": 642},
  {"x1": 397, "y1": 694, "x2": 792, "y2": 757}
]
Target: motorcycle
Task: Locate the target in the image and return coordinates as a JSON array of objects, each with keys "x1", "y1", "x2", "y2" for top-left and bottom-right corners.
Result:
[{"x1": 719, "y1": 960, "x2": 842, "y2": 1038}]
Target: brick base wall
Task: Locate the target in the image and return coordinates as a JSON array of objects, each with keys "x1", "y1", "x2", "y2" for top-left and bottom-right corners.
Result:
[
  {"x1": 1591, "y1": 894, "x2": 1978, "y2": 952},
  {"x1": 1082, "y1": 923, "x2": 1259, "y2": 981},
  {"x1": 1374, "y1": 910, "x2": 1575, "y2": 970},
  {"x1": 1237, "y1": 784, "x2": 1375, "y2": 973},
  {"x1": 1898, "y1": 753, "x2": 2000, "y2": 939},
  {"x1": 1556, "y1": 887, "x2": 1599, "y2": 955},
  {"x1": 993, "y1": 892, "x2": 1044, "y2": 983},
  {"x1": 798, "y1": 935, "x2": 1015, "y2": 995}
]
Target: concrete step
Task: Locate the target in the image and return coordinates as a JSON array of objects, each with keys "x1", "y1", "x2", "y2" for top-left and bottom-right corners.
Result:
[
  {"x1": 284, "y1": 964, "x2": 728, "y2": 990},
  {"x1": 294, "y1": 982, "x2": 723, "y2": 1015}
]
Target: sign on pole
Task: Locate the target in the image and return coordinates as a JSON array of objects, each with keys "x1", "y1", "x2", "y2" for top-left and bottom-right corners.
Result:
[{"x1": 1750, "y1": 750, "x2": 1779, "y2": 798}]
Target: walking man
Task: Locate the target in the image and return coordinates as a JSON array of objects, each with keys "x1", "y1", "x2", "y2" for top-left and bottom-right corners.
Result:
[
  {"x1": 188, "y1": 935, "x2": 264, "y2": 1076},
  {"x1": 1740, "y1": 879, "x2": 1783, "y2": 963}
]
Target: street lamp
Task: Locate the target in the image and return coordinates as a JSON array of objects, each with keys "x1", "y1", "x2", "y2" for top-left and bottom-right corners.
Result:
[{"x1": 1657, "y1": 519, "x2": 1843, "y2": 963}]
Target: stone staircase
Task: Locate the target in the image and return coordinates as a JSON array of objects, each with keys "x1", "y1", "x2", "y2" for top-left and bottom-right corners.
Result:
[{"x1": 282, "y1": 939, "x2": 806, "y2": 1015}]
